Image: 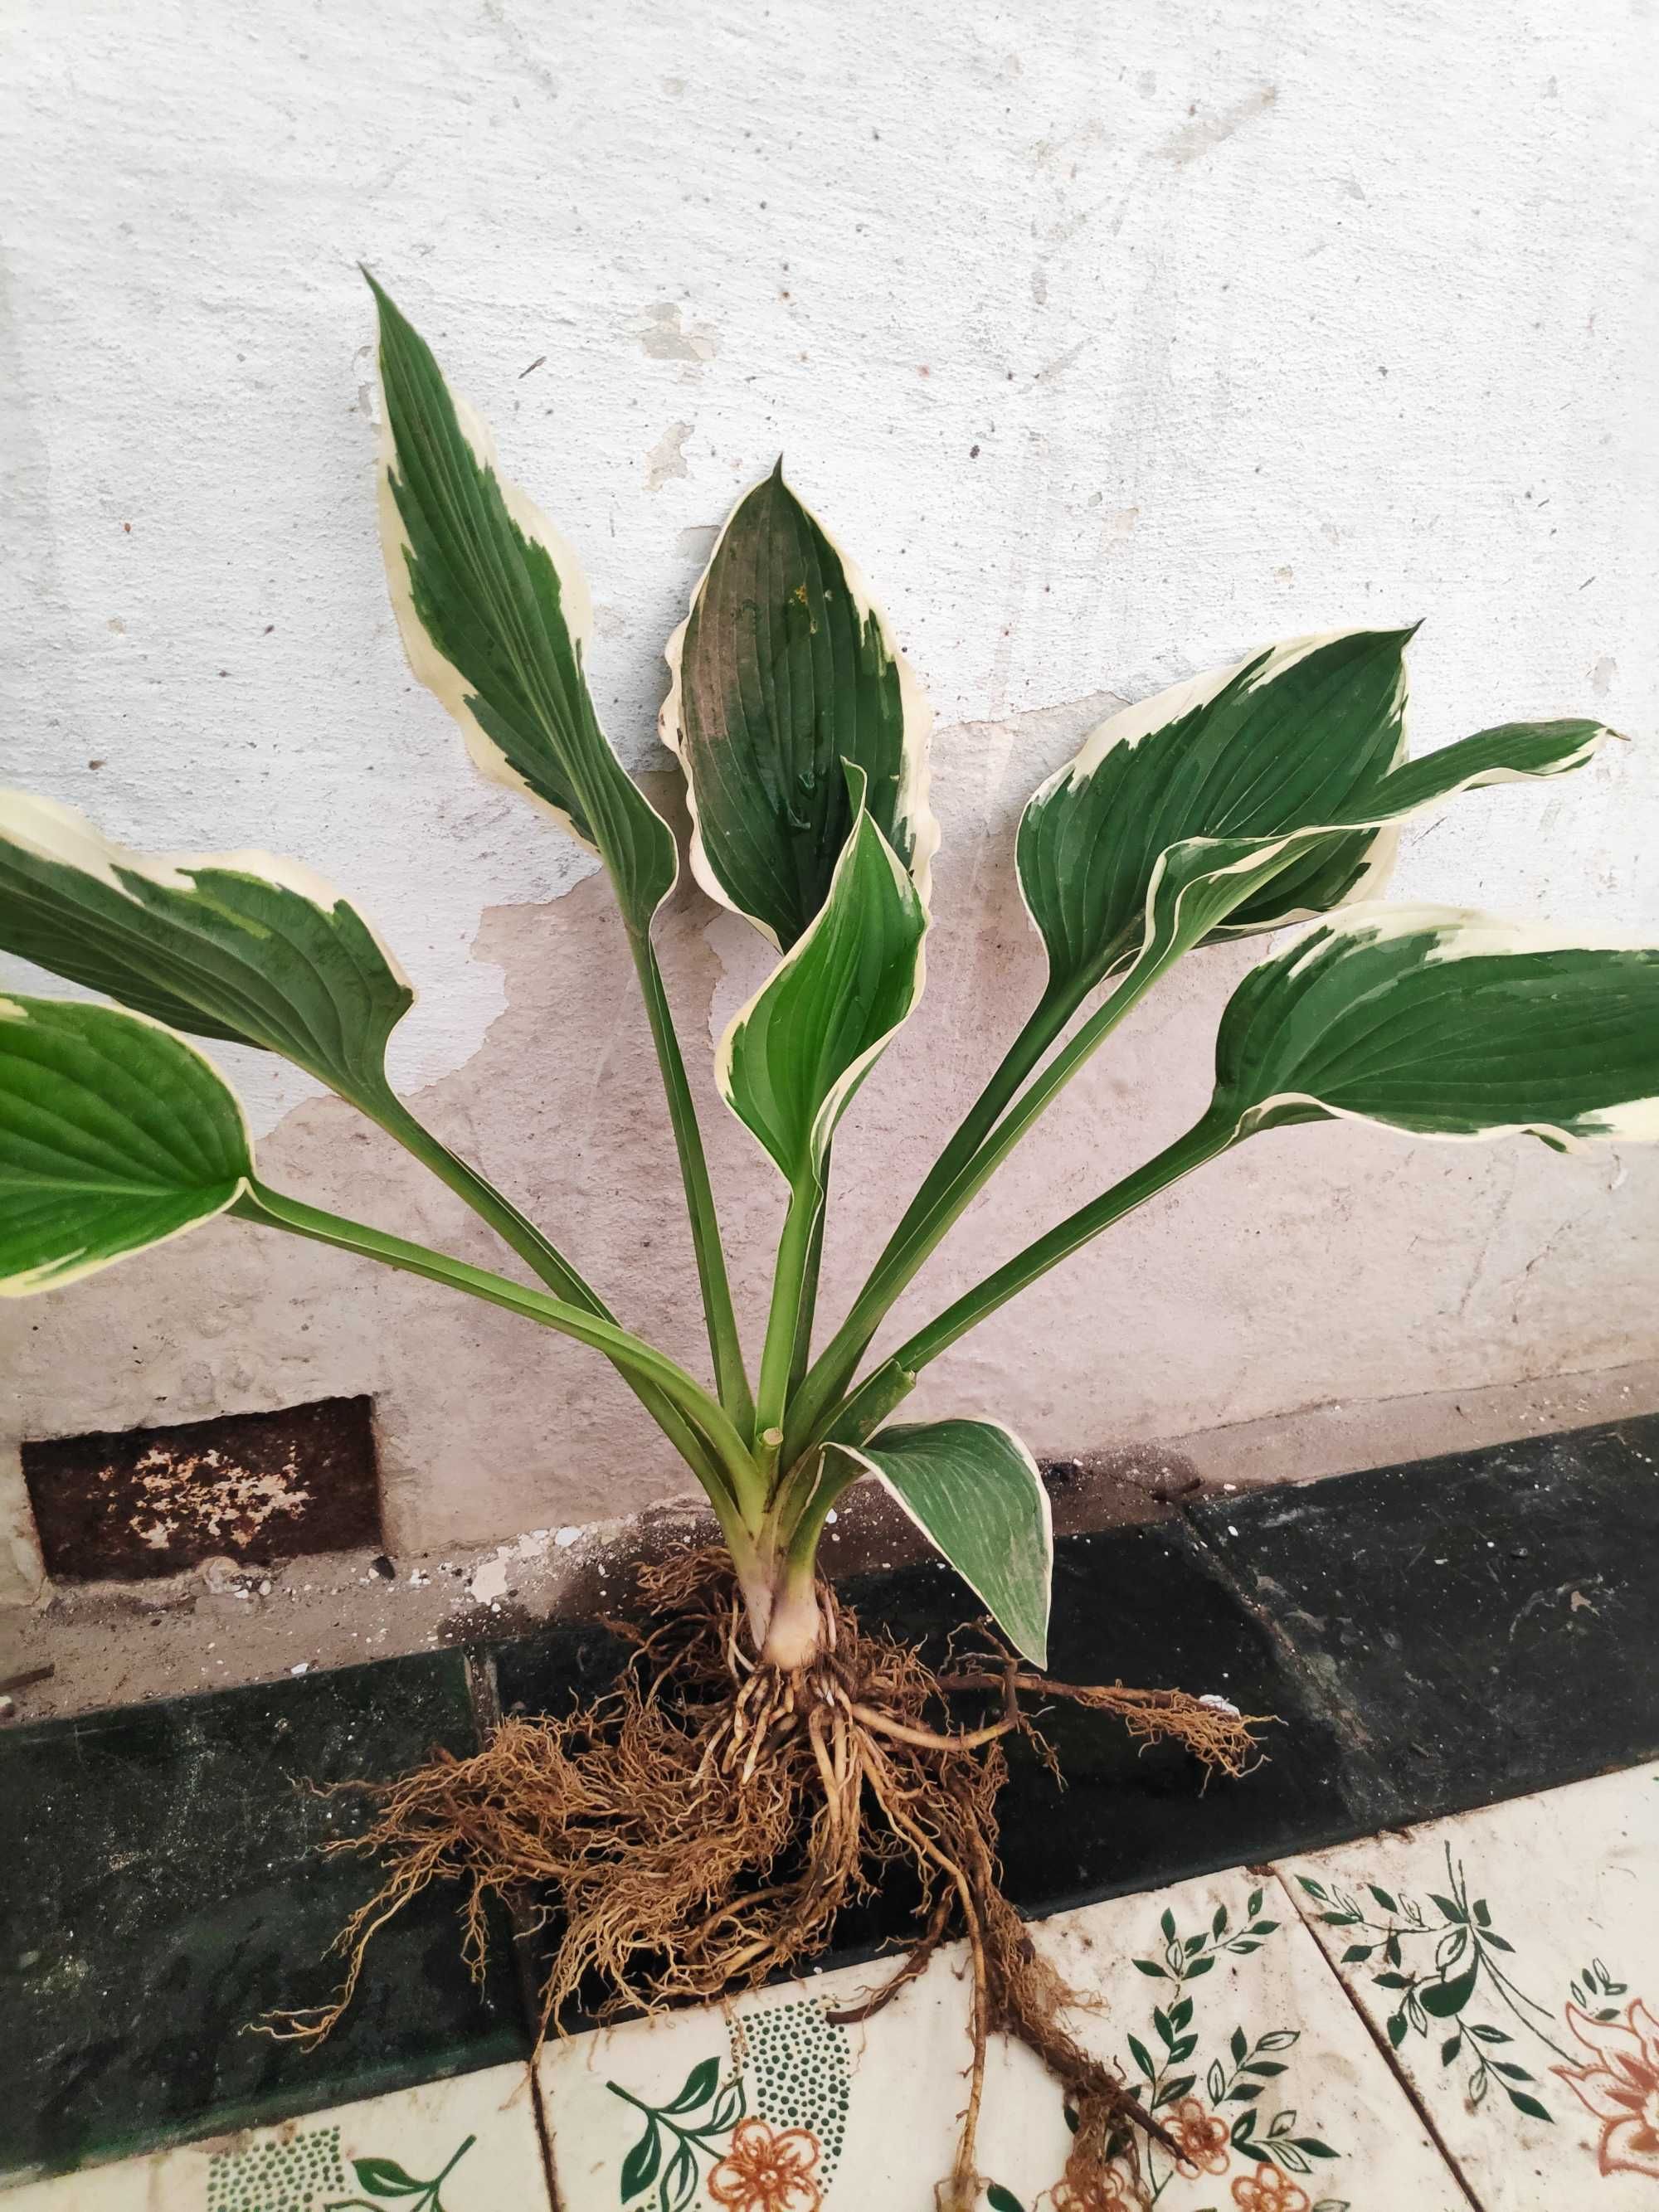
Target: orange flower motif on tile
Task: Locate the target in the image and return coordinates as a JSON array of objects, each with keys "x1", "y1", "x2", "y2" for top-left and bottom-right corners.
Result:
[
  {"x1": 1552, "y1": 1998, "x2": 1659, "y2": 2180},
  {"x1": 1230, "y1": 2165, "x2": 1311, "y2": 2212},
  {"x1": 1167, "y1": 2095, "x2": 1230, "y2": 2177},
  {"x1": 707, "y1": 2117, "x2": 823, "y2": 2212}
]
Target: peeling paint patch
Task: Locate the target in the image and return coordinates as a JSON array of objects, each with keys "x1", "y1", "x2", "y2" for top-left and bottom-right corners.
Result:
[
  {"x1": 1152, "y1": 85, "x2": 1278, "y2": 167},
  {"x1": 634, "y1": 303, "x2": 719, "y2": 362},
  {"x1": 645, "y1": 419, "x2": 693, "y2": 491}
]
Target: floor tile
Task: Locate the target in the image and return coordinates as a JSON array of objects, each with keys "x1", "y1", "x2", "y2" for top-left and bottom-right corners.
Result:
[
  {"x1": 0, "y1": 2059, "x2": 549, "y2": 2210},
  {"x1": 1285, "y1": 1758, "x2": 1659, "y2": 2209},
  {"x1": 1189, "y1": 1413, "x2": 1659, "y2": 1830},
  {"x1": 539, "y1": 1862, "x2": 1465, "y2": 2210},
  {"x1": 0, "y1": 1654, "x2": 525, "y2": 2181}
]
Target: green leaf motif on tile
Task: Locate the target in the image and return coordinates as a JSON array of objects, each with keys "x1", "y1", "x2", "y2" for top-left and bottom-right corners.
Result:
[
  {"x1": 327, "y1": 2133, "x2": 476, "y2": 2212},
  {"x1": 1119, "y1": 1884, "x2": 1350, "y2": 2199},
  {"x1": 351, "y1": 2159, "x2": 425, "y2": 2195}
]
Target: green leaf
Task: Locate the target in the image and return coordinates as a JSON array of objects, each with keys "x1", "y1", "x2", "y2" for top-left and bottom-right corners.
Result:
[
  {"x1": 1017, "y1": 629, "x2": 1416, "y2": 998},
  {"x1": 828, "y1": 1417, "x2": 1050, "y2": 1665},
  {"x1": 619, "y1": 2118, "x2": 661, "y2": 2200},
  {"x1": 986, "y1": 2188, "x2": 1028, "y2": 2212},
  {"x1": 1368, "y1": 1885, "x2": 1399, "y2": 1913},
  {"x1": 1132, "y1": 1958, "x2": 1167, "y2": 1979},
  {"x1": 1418, "y1": 1962, "x2": 1480, "y2": 2019},
  {"x1": 662, "y1": 2056, "x2": 720, "y2": 2114},
  {"x1": 1127, "y1": 2033, "x2": 1156, "y2": 2079},
  {"x1": 1104, "y1": 717, "x2": 1611, "y2": 1018},
  {"x1": 662, "y1": 461, "x2": 937, "y2": 950},
  {"x1": 1505, "y1": 2088, "x2": 1554, "y2": 2124},
  {"x1": 0, "y1": 996, "x2": 251, "y2": 1295},
  {"x1": 351, "y1": 2158, "x2": 425, "y2": 2197},
  {"x1": 1205, "y1": 906, "x2": 1659, "y2": 1155},
  {"x1": 1386, "y1": 2012, "x2": 1408, "y2": 2049},
  {"x1": 0, "y1": 791, "x2": 411, "y2": 1108},
  {"x1": 717, "y1": 765, "x2": 926, "y2": 1187},
  {"x1": 367, "y1": 274, "x2": 676, "y2": 934},
  {"x1": 663, "y1": 2138, "x2": 699, "y2": 2212}
]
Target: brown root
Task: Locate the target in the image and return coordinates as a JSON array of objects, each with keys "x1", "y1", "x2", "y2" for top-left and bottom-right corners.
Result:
[{"x1": 264, "y1": 1551, "x2": 1269, "y2": 2207}]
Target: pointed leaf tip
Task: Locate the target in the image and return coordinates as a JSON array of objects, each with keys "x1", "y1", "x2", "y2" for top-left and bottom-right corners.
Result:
[
  {"x1": 371, "y1": 289, "x2": 677, "y2": 931},
  {"x1": 663, "y1": 465, "x2": 937, "y2": 947},
  {"x1": 715, "y1": 774, "x2": 925, "y2": 1184},
  {"x1": 830, "y1": 1419, "x2": 1052, "y2": 1665}
]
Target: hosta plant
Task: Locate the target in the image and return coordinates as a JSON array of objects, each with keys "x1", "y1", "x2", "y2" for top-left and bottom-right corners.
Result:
[{"x1": 2, "y1": 277, "x2": 1652, "y2": 2206}]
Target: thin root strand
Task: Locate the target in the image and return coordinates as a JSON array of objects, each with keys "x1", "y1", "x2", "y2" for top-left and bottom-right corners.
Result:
[{"x1": 263, "y1": 1550, "x2": 1266, "y2": 2207}]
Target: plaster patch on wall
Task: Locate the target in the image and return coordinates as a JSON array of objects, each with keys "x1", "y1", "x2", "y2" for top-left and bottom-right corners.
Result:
[
  {"x1": 1152, "y1": 84, "x2": 1279, "y2": 167},
  {"x1": 645, "y1": 419, "x2": 693, "y2": 491},
  {"x1": 634, "y1": 304, "x2": 719, "y2": 363}
]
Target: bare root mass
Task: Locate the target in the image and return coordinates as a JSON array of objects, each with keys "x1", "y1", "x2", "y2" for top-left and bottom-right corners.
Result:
[{"x1": 268, "y1": 1552, "x2": 1267, "y2": 2207}]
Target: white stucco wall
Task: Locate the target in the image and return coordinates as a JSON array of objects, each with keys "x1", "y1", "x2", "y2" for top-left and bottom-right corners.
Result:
[{"x1": 2, "y1": 0, "x2": 1656, "y2": 1594}]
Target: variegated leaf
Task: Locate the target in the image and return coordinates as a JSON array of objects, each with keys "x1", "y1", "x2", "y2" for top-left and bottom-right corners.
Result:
[
  {"x1": 369, "y1": 275, "x2": 677, "y2": 933},
  {"x1": 0, "y1": 791, "x2": 413, "y2": 1110},
  {"x1": 828, "y1": 1418, "x2": 1051, "y2": 1664},
  {"x1": 716, "y1": 765, "x2": 925, "y2": 1185},
  {"x1": 662, "y1": 462, "x2": 937, "y2": 950},
  {"x1": 1017, "y1": 629, "x2": 1413, "y2": 999},
  {"x1": 1208, "y1": 905, "x2": 1659, "y2": 1152},
  {"x1": 1120, "y1": 717, "x2": 1611, "y2": 994},
  {"x1": 0, "y1": 996, "x2": 251, "y2": 1294}
]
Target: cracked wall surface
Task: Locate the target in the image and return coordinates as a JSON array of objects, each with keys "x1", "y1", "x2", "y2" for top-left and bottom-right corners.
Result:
[{"x1": 2, "y1": 0, "x2": 1656, "y2": 1601}]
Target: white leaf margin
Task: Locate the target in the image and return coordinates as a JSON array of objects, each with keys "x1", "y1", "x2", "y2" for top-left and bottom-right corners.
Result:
[
  {"x1": 659, "y1": 464, "x2": 939, "y2": 948},
  {"x1": 1015, "y1": 627, "x2": 1412, "y2": 951},
  {"x1": 825, "y1": 1417, "x2": 1054, "y2": 1666},
  {"x1": 0, "y1": 790, "x2": 415, "y2": 997},
  {"x1": 374, "y1": 343, "x2": 634, "y2": 867},
  {"x1": 1107, "y1": 719, "x2": 1614, "y2": 1000},
  {"x1": 713, "y1": 763, "x2": 928, "y2": 1185},
  {"x1": 1224, "y1": 901, "x2": 1659, "y2": 1155},
  {"x1": 0, "y1": 994, "x2": 255, "y2": 1297}
]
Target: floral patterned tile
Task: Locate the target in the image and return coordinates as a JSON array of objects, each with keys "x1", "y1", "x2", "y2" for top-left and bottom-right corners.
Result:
[
  {"x1": 1284, "y1": 1758, "x2": 1659, "y2": 2207},
  {"x1": 0, "y1": 2060, "x2": 550, "y2": 2210},
  {"x1": 538, "y1": 1864, "x2": 1465, "y2": 2211}
]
